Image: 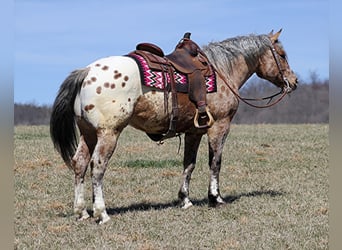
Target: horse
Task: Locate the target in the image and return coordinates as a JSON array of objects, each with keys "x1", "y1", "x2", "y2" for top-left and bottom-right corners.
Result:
[{"x1": 50, "y1": 29, "x2": 298, "y2": 224}]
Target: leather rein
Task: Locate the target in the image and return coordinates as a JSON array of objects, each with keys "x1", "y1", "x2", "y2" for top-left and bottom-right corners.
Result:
[{"x1": 211, "y1": 43, "x2": 292, "y2": 109}]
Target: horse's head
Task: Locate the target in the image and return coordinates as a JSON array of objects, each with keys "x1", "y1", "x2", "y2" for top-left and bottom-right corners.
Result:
[{"x1": 256, "y1": 29, "x2": 298, "y2": 92}]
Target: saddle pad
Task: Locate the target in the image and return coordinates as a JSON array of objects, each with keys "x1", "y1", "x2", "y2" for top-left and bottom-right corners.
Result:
[{"x1": 127, "y1": 53, "x2": 217, "y2": 93}]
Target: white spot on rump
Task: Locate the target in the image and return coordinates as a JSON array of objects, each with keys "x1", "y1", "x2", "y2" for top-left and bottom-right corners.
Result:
[{"x1": 77, "y1": 56, "x2": 143, "y2": 128}]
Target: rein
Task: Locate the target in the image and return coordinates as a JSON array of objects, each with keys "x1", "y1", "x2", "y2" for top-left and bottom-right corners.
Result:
[{"x1": 211, "y1": 44, "x2": 292, "y2": 109}]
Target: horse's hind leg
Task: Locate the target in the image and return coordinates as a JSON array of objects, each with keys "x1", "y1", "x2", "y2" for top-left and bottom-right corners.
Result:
[
  {"x1": 72, "y1": 120, "x2": 97, "y2": 221},
  {"x1": 178, "y1": 133, "x2": 203, "y2": 209},
  {"x1": 91, "y1": 128, "x2": 121, "y2": 224},
  {"x1": 72, "y1": 135, "x2": 92, "y2": 220}
]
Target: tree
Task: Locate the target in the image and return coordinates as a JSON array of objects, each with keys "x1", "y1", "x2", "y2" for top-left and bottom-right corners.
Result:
[
  {"x1": 233, "y1": 75, "x2": 328, "y2": 124},
  {"x1": 14, "y1": 103, "x2": 52, "y2": 125}
]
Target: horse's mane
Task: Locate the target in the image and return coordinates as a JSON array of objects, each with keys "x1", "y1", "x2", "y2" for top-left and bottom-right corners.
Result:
[{"x1": 202, "y1": 34, "x2": 273, "y2": 77}]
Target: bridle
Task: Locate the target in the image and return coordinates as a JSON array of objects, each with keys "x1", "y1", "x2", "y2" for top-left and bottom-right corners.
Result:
[
  {"x1": 269, "y1": 44, "x2": 292, "y2": 93},
  {"x1": 212, "y1": 42, "x2": 293, "y2": 109}
]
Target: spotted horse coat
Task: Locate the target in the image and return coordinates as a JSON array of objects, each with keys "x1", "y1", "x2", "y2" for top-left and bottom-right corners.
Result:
[{"x1": 50, "y1": 30, "x2": 298, "y2": 224}]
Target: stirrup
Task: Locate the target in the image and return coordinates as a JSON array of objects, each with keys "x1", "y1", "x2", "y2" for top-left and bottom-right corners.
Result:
[{"x1": 194, "y1": 106, "x2": 215, "y2": 129}]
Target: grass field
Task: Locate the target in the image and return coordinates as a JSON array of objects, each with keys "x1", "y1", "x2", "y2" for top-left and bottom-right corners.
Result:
[{"x1": 14, "y1": 124, "x2": 328, "y2": 249}]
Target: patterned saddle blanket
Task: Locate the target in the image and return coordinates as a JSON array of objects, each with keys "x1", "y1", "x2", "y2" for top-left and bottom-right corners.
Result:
[{"x1": 127, "y1": 53, "x2": 217, "y2": 93}]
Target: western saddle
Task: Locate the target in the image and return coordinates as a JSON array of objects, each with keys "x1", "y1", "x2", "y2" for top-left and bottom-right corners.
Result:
[{"x1": 129, "y1": 32, "x2": 214, "y2": 141}]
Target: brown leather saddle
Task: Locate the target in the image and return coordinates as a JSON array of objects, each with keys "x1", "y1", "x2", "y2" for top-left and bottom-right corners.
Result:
[
  {"x1": 129, "y1": 32, "x2": 215, "y2": 141},
  {"x1": 134, "y1": 33, "x2": 212, "y2": 72}
]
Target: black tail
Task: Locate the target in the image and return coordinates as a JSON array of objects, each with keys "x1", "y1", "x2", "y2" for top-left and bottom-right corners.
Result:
[{"x1": 50, "y1": 68, "x2": 89, "y2": 168}]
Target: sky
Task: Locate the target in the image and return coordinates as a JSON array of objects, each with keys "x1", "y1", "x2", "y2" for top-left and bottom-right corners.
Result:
[{"x1": 14, "y1": 0, "x2": 328, "y2": 105}]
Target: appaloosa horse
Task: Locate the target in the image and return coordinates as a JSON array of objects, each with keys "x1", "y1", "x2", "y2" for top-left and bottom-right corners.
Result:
[{"x1": 50, "y1": 30, "x2": 298, "y2": 224}]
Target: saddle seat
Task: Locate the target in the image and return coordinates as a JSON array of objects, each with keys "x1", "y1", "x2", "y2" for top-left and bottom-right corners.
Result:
[
  {"x1": 136, "y1": 43, "x2": 164, "y2": 57},
  {"x1": 134, "y1": 36, "x2": 212, "y2": 76}
]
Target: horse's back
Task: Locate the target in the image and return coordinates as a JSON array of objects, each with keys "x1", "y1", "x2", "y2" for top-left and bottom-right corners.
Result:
[{"x1": 75, "y1": 56, "x2": 142, "y2": 128}]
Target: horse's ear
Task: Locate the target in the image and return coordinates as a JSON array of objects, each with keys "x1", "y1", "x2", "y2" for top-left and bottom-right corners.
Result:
[
  {"x1": 268, "y1": 29, "x2": 274, "y2": 36},
  {"x1": 270, "y1": 28, "x2": 282, "y2": 42}
]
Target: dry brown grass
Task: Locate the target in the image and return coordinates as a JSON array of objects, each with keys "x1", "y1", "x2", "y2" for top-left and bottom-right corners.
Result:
[{"x1": 14, "y1": 124, "x2": 328, "y2": 249}]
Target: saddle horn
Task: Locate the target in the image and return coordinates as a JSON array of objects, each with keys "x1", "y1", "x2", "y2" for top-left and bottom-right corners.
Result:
[
  {"x1": 183, "y1": 32, "x2": 191, "y2": 39},
  {"x1": 177, "y1": 32, "x2": 192, "y2": 49}
]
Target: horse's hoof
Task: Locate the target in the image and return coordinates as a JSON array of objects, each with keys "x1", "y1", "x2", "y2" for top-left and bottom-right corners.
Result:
[
  {"x1": 98, "y1": 216, "x2": 110, "y2": 225},
  {"x1": 181, "y1": 199, "x2": 193, "y2": 209},
  {"x1": 77, "y1": 214, "x2": 90, "y2": 221},
  {"x1": 97, "y1": 211, "x2": 110, "y2": 225},
  {"x1": 76, "y1": 209, "x2": 90, "y2": 221},
  {"x1": 208, "y1": 195, "x2": 226, "y2": 207}
]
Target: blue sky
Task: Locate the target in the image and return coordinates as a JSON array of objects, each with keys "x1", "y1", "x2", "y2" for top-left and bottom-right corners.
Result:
[{"x1": 14, "y1": 0, "x2": 328, "y2": 105}]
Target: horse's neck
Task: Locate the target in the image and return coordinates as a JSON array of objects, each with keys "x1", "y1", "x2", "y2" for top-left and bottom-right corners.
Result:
[
  {"x1": 225, "y1": 57, "x2": 257, "y2": 90},
  {"x1": 205, "y1": 36, "x2": 268, "y2": 90}
]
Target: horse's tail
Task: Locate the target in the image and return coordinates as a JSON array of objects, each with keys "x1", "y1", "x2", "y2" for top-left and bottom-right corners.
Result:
[{"x1": 50, "y1": 68, "x2": 90, "y2": 168}]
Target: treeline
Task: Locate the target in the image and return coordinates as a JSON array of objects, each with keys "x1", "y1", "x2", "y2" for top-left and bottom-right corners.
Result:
[
  {"x1": 14, "y1": 103, "x2": 52, "y2": 125},
  {"x1": 14, "y1": 76, "x2": 328, "y2": 125},
  {"x1": 233, "y1": 76, "x2": 329, "y2": 124}
]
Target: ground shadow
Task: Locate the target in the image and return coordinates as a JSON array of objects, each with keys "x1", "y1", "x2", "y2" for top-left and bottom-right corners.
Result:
[{"x1": 105, "y1": 189, "x2": 284, "y2": 216}]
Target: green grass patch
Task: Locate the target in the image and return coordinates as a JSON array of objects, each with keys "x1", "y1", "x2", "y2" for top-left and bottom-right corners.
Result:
[{"x1": 125, "y1": 159, "x2": 181, "y2": 168}]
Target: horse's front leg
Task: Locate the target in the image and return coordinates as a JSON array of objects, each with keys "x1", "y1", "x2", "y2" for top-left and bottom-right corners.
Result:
[
  {"x1": 207, "y1": 119, "x2": 230, "y2": 207},
  {"x1": 178, "y1": 133, "x2": 203, "y2": 209},
  {"x1": 91, "y1": 128, "x2": 120, "y2": 224}
]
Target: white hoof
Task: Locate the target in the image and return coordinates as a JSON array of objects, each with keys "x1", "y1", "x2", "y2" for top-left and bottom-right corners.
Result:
[
  {"x1": 75, "y1": 209, "x2": 90, "y2": 221},
  {"x1": 181, "y1": 199, "x2": 193, "y2": 209},
  {"x1": 216, "y1": 196, "x2": 225, "y2": 204},
  {"x1": 79, "y1": 211, "x2": 90, "y2": 221},
  {"x1": 98, "y1": 212, "x2": 110, "y2": 225}
]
